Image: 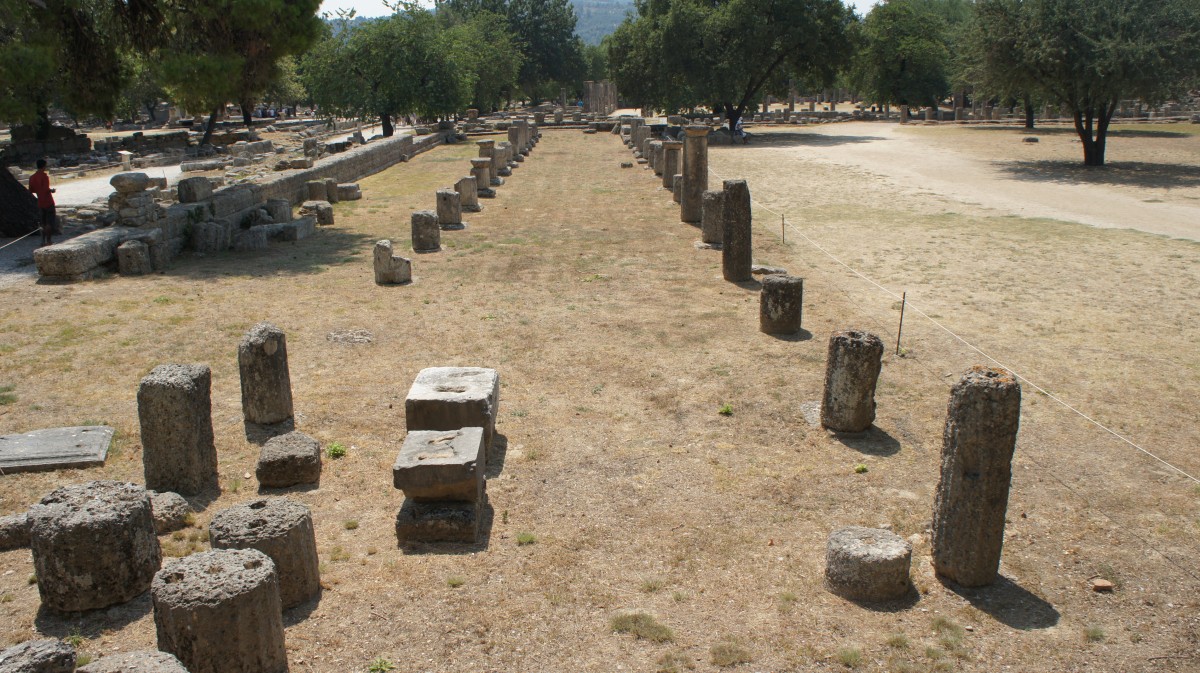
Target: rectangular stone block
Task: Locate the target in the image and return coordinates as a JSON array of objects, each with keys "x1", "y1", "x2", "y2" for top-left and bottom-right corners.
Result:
[
  {"x1": 393, "y1": 428, "x2": 484, "y2": 502},
  {"x1": 395, "y1": 499, "x2": 481, "y2": 543},
  {"x1": 405, "y1": 367, "x2": 500, "y2": 453}
]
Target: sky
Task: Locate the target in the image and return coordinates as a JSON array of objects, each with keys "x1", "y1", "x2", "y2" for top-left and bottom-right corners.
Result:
[{"x1": 318, "y1": 0, "x2": 881, "y2": 20}]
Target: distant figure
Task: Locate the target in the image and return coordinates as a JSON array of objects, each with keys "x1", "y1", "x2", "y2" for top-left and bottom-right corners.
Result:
[
  {"x1": 735, "y1": 117, "x2": 749, "y2": 144},
  {"x1": 28, "y1": 158, "x2": 56, "y2": 247}
]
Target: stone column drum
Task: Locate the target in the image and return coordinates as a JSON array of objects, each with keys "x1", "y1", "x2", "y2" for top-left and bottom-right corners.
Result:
[
  {"x1": 661, "y1": 141, "x2": 682, "y2": 190},
  {"x1": 411, "y1": 210, "x2": 440, "y2": 252},
  {"x1": 507, "y1": 126, "x2": 524, "y2": 162},
  {"x1": 152, "y1": 549, "x2": 287, "y2": 673},
  {"x1": 209, "y1": 498, "x2": 320, "y2": 609},
  {"x1": 476, "y1": 140, "x2": 501, "y2": 185},
  {"x1": 759, "y1": 275, "x2": 803, "y2": 334},
  {"x1": 496, "y1": 142, "x2": 514, "y2": 176},
  {"x1": 76, "y1": 651, "x2": 190, "y2": 673},
  {"x1": 373, "y1": 240, "x2": 412, "y2": 285},
  {"x1": 456, "y1": 176, "x2": 482, "y2": 212},
  {"x1": 138, "y1": 364, "x2": 218, "y2": 495},
  {"x1": 469, "y1": 159, "x2": 495, "y2": 198},
  {"x1": 238, "y1": 322, "x2": 293, "y2": 426},
  {"x1": 820, "y1": 331, "x2": 885, "y2": 432},
  {"x1": 825, "y1": 526, "x2": 912, "y2": 601},
  {"x1": 489, "y1": 144, "x2": 507, "y2": 184},
  {"x1": 436, "y1": 189, "x2": 465, "y2": 230},
  {"x1": 650, "y1": 141, "x2": 664, "y2": 176},
  {"x1": 672, "y1": 174, "x2": 683, "y2": 204},
  {"x1": 931, "y1": 367, "x2": 1021, "y2": 587},
  {"x1": 700, "y1": 189, "x2": 724, "y2": 245},
  {"x1": 29, "y1": 481, "x2": 161, "y2": 613},
  {"x1": 721, "y1": 179, "x2": 752, "y2": 282},
  {"x1": 681, "y1": 125, "x2": 710, "y2": 223}
]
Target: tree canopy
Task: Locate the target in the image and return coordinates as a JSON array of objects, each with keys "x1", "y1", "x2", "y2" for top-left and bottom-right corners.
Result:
[
  {"x1": 849, "y1": 0, "x2": 951, "y2": 108},
  {"x1": 970, "y1": 0, "x2": 1200, "y2": 165},
  {"x1": 605, "y1": 0, "x2": 853, "y2": 131}
]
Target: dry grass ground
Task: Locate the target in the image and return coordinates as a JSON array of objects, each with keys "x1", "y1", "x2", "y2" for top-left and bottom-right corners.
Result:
[{"x1": 1, "y1": 124, "x2": 1198, "y2": 672}]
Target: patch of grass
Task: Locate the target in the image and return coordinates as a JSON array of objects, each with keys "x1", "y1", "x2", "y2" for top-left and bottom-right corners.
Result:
[
  {"x1": 447, "y1": 576, "x2": 465, "y2": 588},
  {"x1": 329, "y1": 546, "x2": 351, "y2": 562},
  {"x1": 27, "y1": 574, "x2": 36, "y2": 585},
  {"x1": 656, "y1": 651, "x2": 695, "y2": 673},
  {"x1": 718, "y1": 403, "x2": 733, "y2": 416},
  {"x1": 835, "y1": 647, "x2": 862, "y2": 668},
  {"x1": 672, "y1": 590, "x2": 688, "y2": 602},
  {"x1": 344, "y1": 520, "x2": 359, "y2": 530},
  {"x1": 640, "y1": 578, "x2": 665, "y2": 593},
  {"x1": 367, "y1": 658, "x2": 395, "y2": 672},
  {"x1": 0, "y1": 384, "x2": 15, "y2": 405},
  {"x1": 854, "y1": 463, "x2": 868, "y2": 474},
  {"x1": 886, "y1": 633, "x2": 910, "y2": 649},
  {"x1": 610, "y1": 612, "x2": 673, "y2": 643},
  {"x1": 227, "y1": 478, "x2": 241, "y2": 494},
  {"x1": 75, "y1": 654, "x2": 94, "y2": 666},
  {"x1": 510, "y1": 410, "x2": 528, "y2": 417},
  {"x1": 516, "y1": 531, "x2": 536, "y2": 546},
  {"x1": 326, "y1": 442, "x2": 347, "y2": 459},
  {"x1": 1084, "y1": 625, "x2": 1105, "y2": 643},
  {"x1": 711, "y1": 641, "x2": 753, "y2": 667},
  {"x1": 0, "y1": 593, "x2": 12, "y2": 603},
  {"x1": 152, "y1": 296, "x2": 172, "y2": 305},
  {"x1": 63, "y1": 630, "x2": 85, "y2": 648}
]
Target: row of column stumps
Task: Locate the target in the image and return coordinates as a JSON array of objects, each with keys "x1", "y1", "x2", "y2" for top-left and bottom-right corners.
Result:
[{"x1": 608, "y1": 117, "x2": 1021, "y2": 596}]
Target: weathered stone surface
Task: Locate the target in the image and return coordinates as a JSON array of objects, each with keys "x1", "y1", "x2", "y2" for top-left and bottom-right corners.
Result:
[
  {"x1": 672, "y1": 174, "x2": 682, "y2": 204},
  {"x1": 0, "y1": 512, "x2": 30, "y2": 550},
  {"x1": 117, "y1": 240, "x2": 153, "y2": 276},
  {"x1": 238, "y1": 323, "x2": 293, "y2": 426},
  {"x1": 411, "y1": 210, "x2": 440, "y2": 252},
  {"x1": 721, "y1": 179, "x2": 752, "y2": 282},
  {"x1": 932, "y1": 367, "x2": 1021, "y2": 587},
  {"x1": 209, "y1": 498, "x2": 320, "y2": 609},
  {"x1": 393, "y1": 428, "x2": 485, "y2": 502},
  {"x1": 305, "y1": 181, "x2": 326, "y2": 202},
  {"x1": 759, "y1": 275, "x2": 803, "y2": 334},
  {"x1": 149, "y1": 491, "x2": 191, "y2": 534},
  {"x1": 269, "y1": 216, "x2": 314, "y2": 242},
  {"x1": 395, "y1": 499, "x2": 481, "y2": 543},
  {"x1": 138, "y1": 364, "x2": 218, "y2": 495},
  {"x1": 661, "y1": 141, "x2": 682, "y2": 190},
  {"x1": 681, "y1": 126, "x2": 709, "y2": 223},
  {"x1": 0, "y1": 426, "x2": 111, "y2": 474},
  {"x1": 700, "y1": 189, "x2": 724, "y2": 245},
  {"x1": 336, "y1": 183, "x2": 361, "y2": 201},
  {"x1": 455, "y1": 176, "x2": 481, "y2": 213},
  {"x1": 469, "y1": 159, "x2": 495, "y2": 198},
  {"x1": 436, "y1": 189, "x2": 464, "y2": 230},
  {"x1": 176, "y1": 177, "x2": 212, "y2": 203},
  {"x1": 256, "y1": 431, "x2": 321, "y2": 488},
  {"x1": 820, "y1": 331, "x2": 884, "y2": 433},
  {"x1": 373, "y1": 240, "x2": 412, "y2": 285},
  {"x1": 28, "y1": 481, "x2": 161, "y2": 612},
  {"x1": 405, "y1": 367, "x2": 500, "y2": 453},
  {"x1": 825, "y1": 526, "x2": 912, "y2": 601},
  {"x1": 76, "y1": 651, "x2": 189, "y2": 673},
  {"x1": 299, "y1": 200, "x2": 334, "y2": 226},
  {"x1": 110, "y1": 172, "x2": 151, "y2": 194},
  {"x1": 324, "y1": 178, "x2": 339, "y2": 204},
  {"x1": 0, "y1": 639, "x2": 75, "y2": 673},
  {"x1": 232, "y1": 227, "x2": 268, "y2": 252},
  {"x1": 152, "y1": 549, "x2": 287, "y2": 673}
]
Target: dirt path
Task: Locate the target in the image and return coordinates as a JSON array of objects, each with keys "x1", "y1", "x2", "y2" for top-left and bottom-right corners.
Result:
[{"x1": 758, "y1": 122, "x2": 1200, "y2": 241}]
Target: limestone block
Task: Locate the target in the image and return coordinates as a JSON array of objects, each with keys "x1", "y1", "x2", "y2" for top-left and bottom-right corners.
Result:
[
  {"x1": 324, "y1": 178, "x2": 339, "y2": 203},
  {"x1": 0, "y1": 640, "x2": 75, "y2": 673},
  {"x1": 265, "y1": 199, "x2": 291, "y2": 223},
  {"x1": 275, "y1": 216, "x2": 315, "y2": 242},
  {"x1": 111, "y1": 172, "x2": 151, "y2": 193},
  {"x1": 405, "y1": 367, "x2": 500, "y2": 452},
  {"x1": 305, "y1": 181, "x2": 326, "y2": 201},
  {"x1": 152, "y1": 549, "x2": 287, "y2": 673},
  {"x1": 721, "y1": 179, "x2": 752, "y2": 282},
  {"x1": 76, "y1": 651, "x2": 189, "y2": 673},
  {"x1": 825, "y1": 526, "x2": 912, "y2": 601},
  {"x1": 289, "y1": 157, "x2": 314, "y2": 169},
  {"x1": 138, "y1": 364, "x2": 218, "y2": 495},
  {"x1": 232, "y1": 227, "x2": 268, "y2": 252},
  {"x1": 436, "y1": 189, "x2": 464, "y2": 230},
  {"x1": 117, "y1": 240, "x2": 153, "y2": 276},
  {"x1": 299, "y1": 200, "x2": 334, "y2": 226},
  {"x1": 210, "y1": 187, "x2": 257, "y2": 219},
  {"x1": 759, "y1": 275, "x2": 804, "y2": 334},
  {"x1": 393, "y1": 427, "x2": 485, "y2": 502},
  {"x1": 256, "y1": 431, "x2": 322, "y2": 488},
  {"x1": 28, "y1": 481, "x2": 161, "y2": 612},
  {"x1": 190, "y1": 220, "x2": 234, "y2": 253},
  {"x1": 175, "y1": 177, "x2": 212, "y2": 204},
  {"x1": 411, "y1": 210, "x2": 440, "y2": 252},
  {"x1": 209, "y1": 499, "x2": 320, "y2": 609},
  {"x1": 455, "y1": 176, "x2": 481, "y2": 213},
  {"x1": 337, "y1": 183, "x2": 362, "y2": 201},
  {"x1": 700, "y1": 189, "x2": 724, "y2": 245},
  {"x1": 395, "y1": 500, "x2": 481, "y2": 543},
  {"x1": 374, "y1": 240, "x2": 412, "y2": 285},
  {"x1": 238, "y1": 322, "x2": 293, "y2": 426},
  {"x1": 149, "y1": 491, "x2": 191, "y2": 534},
  {"x1": 0, "y1": 512, "x2": 30, "y2": 550},
  {"x1": 820, "y1": 331, "x2": 884, "y2": 433}
]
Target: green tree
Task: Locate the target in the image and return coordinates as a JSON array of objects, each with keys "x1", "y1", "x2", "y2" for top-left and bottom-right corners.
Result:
[
  {"x1": 582, "y1": 42, "x2": 608, "y2": 82},
  {"x1": 158, "y1": 0, "x2": 323, "y2": 143},
  {"x1": 607, "y1": 0, "x2": 852, "y2": 132},
  {"x1": 116, "y1": 54, "x2": 168, "y2": 123},
  {"x1": 971, "y1": 0, "x2": 1200, "y2": 166},
  {"x1": 849, "y1": 0, "x2": 951, "y2": 109},
  {"x1": 262, "y1": 56, "x2": 308, "y2": 111},
  {"x1": 445, "y1": 12, "x2": 524, "y2": 112}
]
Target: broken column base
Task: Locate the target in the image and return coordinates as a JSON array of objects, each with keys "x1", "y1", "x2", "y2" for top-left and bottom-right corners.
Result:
[
  {"x1": 490, "y1": 178, "x2": 504, "y2": 187},
  {"x1": 497, "y1": 168, "x2": 512, "y2": 177},
  {"x1": 463, "y1": 204, "x2": 483, "y2": 213},
  {"x1": 396, "y1": 499, "x2": 482, "y2": 543},
  {"x1": 478, "y1": 188, "x2": 497, "y2": 198}
]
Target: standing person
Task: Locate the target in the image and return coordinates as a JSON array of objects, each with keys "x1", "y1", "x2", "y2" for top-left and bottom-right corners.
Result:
[{"x1": 28, "y1": 159, "x2": 56, "y2": 247}]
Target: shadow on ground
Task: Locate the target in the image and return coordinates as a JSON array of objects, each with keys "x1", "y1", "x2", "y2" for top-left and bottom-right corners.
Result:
[
  {"x1": 34, "y1": 592, "x2": 152, "y2": 638},
  {"x1": 832, "y1": 426, "x2": 901, "y2": 456},
  {"x1": 998, "y1": 160, "x2": 1200, "y2": 190},
  {"x1": 713, "y1": 131, "x2": 886, "y2": 150},
  {"x1": 961, "y1": 125, "x2": 1196, "y2": 140},
  {"x1": 943, "y1": 575, "x2": 1061, "y2": 630},
  {"x1": 159, "y1": 228, "x2": 378, "y2": 282}
]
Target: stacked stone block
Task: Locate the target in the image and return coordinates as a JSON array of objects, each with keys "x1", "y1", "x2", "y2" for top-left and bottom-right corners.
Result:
[
  {"x1": 138, "y1": 364, "x2": 218, "y2": 495},
  {"x1": 209, "y1": 498, "x2": 321, "y2": 609},
  {"x1": 393, "y1": 427, "x2": 487, "y2": 543}
]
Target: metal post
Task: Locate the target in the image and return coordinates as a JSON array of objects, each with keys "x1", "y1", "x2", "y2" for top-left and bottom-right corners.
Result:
[{"x1": 896, "y1": 291, "x2": 907, "y2": 355}]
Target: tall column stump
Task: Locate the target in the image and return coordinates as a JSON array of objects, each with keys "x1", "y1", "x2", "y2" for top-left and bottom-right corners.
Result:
[
  {"x1": 436, "y1": 189, "x2": 465, "y2": 230},
  {"x1": 411, "y1": 210, "x2": 440, "y2": 253},
  {"x1": 209, "y1": 498, "x2": 320, "y2": 609},
  {"x1": 820, "y1": 331, "x2": 884, "y2": 432},
  {"x1": 138, "y1": 364, "x2": 218, "y2": 495},
  {"x1": 661, "y1": 141, "x2": 682, "y2": 189},
  {"x1": 721, "y1": 179, "x2": 752, "y2": 282},
  {"x1": 456, "y1": 176, "x2": 482, "y2": 212},
  {"x1": 681, "y1": 126, "x2": 710, "y2": 223},
  {"x1": 238, "y1": 323, "x2": 293, "y2": 426},
  {"x1": 701, "y1": 189, "x2": 725, "y2": 245},
  {"x1": 759, "y1": 275, "x2": 803, "y2": 334}
]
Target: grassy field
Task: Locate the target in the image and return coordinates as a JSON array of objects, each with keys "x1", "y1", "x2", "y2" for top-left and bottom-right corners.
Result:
[{"x1": 0, "y1": 124, "x2": 1198, "y2": 672}]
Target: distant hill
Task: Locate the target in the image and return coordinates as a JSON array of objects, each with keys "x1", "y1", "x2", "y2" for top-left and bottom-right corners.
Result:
[{"x1": 573, "y1": 0, "x2": 636, "y2": 45}]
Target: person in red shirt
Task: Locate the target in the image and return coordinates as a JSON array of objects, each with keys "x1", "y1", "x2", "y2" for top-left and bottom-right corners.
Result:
[{"x1": 28, "y1": 158, "x2": 56, "y2": 247}]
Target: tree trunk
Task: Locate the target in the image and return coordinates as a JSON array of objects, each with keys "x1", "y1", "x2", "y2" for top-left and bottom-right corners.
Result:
[
  {"x1": 1072, "y1": 107, "x2": 1106, "y2": 166},
  {"x1": 725, "y1": 105, "x2": 741, "y2": 134},
  {"x1": 241, "y1": 101, "x2": 253, "y2": 128},
  {"x1": 1023, "y1": 99, "x2": 1035, "y2": 129},
  {"x1": 35, "y1": 107, "x2": 51, "y2": 142},
  {"x1": 200, "y1": 105, "x2": 221, "y2": 146},
  {"x1": 146, "y1": 103, "x2": 157, "y2": 123},
  {"x1": 380, "y1": 113, "x2": 393, "y2": 137}
]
